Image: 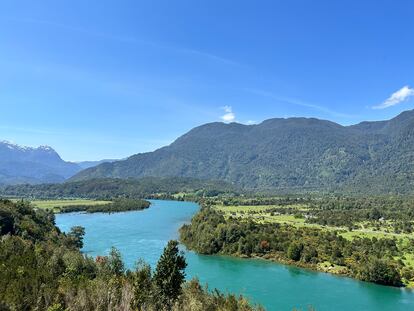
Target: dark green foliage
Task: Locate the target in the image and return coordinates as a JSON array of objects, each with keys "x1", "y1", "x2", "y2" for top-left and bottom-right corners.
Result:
[
  {"x1": 287, "y1": 243, "x2": 303, "y2": 261},
  {"x1": 67, "y1": 226, "x2": 85, "y2": 248},
  {"x1": 0, "y1": 205, "x2": 14, "y2": 235},
  {"x1": 131, "y1": 260, "x2": 153, "y2": 311},
  {"x1": 58, "y1": 198, "x2": 151, "y2": 214},
  {"x1": 180, "y1": 208, "x2": 404, "y2": 287},
  {"x1": 70, "y1": 110, "x2": 414, "y2": 194},
  {"x1": 356, "y1": 258, "x2": 402, "y2": 287},
  {"x1": 302, "y1": 196, "x2": 414, "y2": 233},
  {"x1": 0, "y1": 177, "x2": 238, "y2": 200},
  {"x1": 0, "y1": 199, "x2": 57, "y2": 241},
  {"x1": 0, "y1": 199, "x2": 259, "y2": 311},
  {"x1": 176, "y1": 279, "x2": 264, "y2": 311},
  {"x1": 107, "y1": 247, "x2": 125, "y2": 276},
  {"x1": 153, "y1": 240, "x2": 187, "y2": 309}
]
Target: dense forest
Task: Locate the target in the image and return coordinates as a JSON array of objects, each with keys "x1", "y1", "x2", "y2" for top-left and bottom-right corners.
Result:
[
  {"x1": 0, "y1": 199, "x2": 261, "y2": 311},
  {"x1": 54, "y1": 198, "x2": 151, "y2": 214},
  {"x1": 0, "y1": 177, "x2": 238, "y2": 200},
  {"x1": 71, "y1": 110, "x2": 414, "y2": 195},
  {"x1": 180, "y1": 197, "x2": 414, "y2": 287}
]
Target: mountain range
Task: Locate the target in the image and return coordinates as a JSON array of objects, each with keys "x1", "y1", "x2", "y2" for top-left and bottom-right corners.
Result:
[
  {"x1": 0, "y1": 141, "x2": 81, "y2": 184},
  {"x1": 76, "y1": 159, "x2": 118, "y2": 170},
  {"x1": 0, "y1": 141, "x2": 116, "y2": 185},
  {"x1": 70, "y1": 109, "x2": 414, "y2": 194}
]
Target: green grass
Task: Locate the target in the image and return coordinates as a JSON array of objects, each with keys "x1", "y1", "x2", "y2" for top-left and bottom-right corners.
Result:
[
  {"x1": 215, "y1": 202, "x2": 414, "y2": 287},
  {"x1": 340, "y1": 229, "x2": 414, "y2": 241},
  {"x1": 30, "y1": 199, "x2": 111, "y2": 210},
  {"x1": 215, "y1": 204, "x2": 414, "y2": 241},
  {"x1": 215, "y1": 204, "x2": 308, "y2": 213},
  {"x1": 215, "y1": 204, "x2": 329, "y2": 230},
  {"x1": 340, "y1": 230, "x2": 392, "y2": 240}
]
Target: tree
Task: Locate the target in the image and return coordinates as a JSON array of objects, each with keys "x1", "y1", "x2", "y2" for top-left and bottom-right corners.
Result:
[
  {"x1": 259, "y1": 240, "x2": 270, "y2": 252},
  {"x1": 369, "y1": 208, "x2": 381, "y2": 221},
  {"x1": 108, "y1": 247, "x2": 125, "y2": 276},
  {"x1": 357, "y1": 258, "x2": 402, "y2": 286},
  {"x1": 287, "y1": 242, "x2": 303, "y2": 261},
  {"x1": 131, "y1": 260, "x2": 152, "y2": 311},
  {"x1": 153, "y1": 240, "x2": 187, "y2": 309},
  {"x1": 0, "y1": 209, "x2": 14, "y2": 235},
  {"x1": 67, "y1": 226, "x2": 85, "y2": 249}
]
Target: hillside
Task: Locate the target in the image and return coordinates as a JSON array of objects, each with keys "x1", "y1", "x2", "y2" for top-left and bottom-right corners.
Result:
[
  {"x1": 0, "y1": 141, "x2": 82, "y2": 184},
  {"x1": 76, "y1": 159, "x2": 118, "y2": 169},
  {"x1": 70, "y1": 110, "x2": 414, "y2": 194}
]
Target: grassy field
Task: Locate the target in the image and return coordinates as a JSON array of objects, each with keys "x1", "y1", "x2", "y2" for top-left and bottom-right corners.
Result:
[
  {"x1": 215, "y1": 204, "x2": 308, "y2": 213},
  {"x1": 215, "y1": 203, "x2": 414, "y2": 275},
  {"x1": 30, "y1": 199, "x2": 111, "y2": 210},
  {"x1": 215, "y1": 204, "x2": 414, "y2": 241},
  {"x1": 215, "y1": 204, "x2": 320, "y2": 228}
]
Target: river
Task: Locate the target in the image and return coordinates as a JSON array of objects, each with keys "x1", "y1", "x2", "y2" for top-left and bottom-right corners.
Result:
[{"x1": 55, "y1": 199, "x2": 414, "y2": 311}]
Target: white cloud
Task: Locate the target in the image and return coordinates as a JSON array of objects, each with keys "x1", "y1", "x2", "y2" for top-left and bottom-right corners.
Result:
[
  {"x1": 220, "y1": 106, "x2": 236, "y2": 122},
  {"x1": 373, "y1": 86, "x2": 414, "y2": 109},
  {"x1": 246, "y1": 120, "x2": 257, "y2": 125}
]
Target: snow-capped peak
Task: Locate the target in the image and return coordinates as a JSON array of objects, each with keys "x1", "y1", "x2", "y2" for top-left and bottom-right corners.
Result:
[
  {"x1": 38, "y1": 145, "x2": 54, "y2": 151},
  {"x1": 0, "y1": 140, "x2": 55, "y2": 152}
]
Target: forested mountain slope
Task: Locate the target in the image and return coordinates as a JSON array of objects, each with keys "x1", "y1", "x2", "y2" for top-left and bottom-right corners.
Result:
[{"x1": 71, "y1": 110, "x2": 414, "y2": 194}]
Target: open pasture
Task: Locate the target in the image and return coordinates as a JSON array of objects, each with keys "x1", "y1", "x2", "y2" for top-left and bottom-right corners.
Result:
[{"x1": 31, "y1": 199, "x2": 111, "y2": 210}]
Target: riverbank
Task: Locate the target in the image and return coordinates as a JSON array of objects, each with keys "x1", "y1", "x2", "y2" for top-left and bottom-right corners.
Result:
[
  {"x1": 56, "y1": 199, "x2": 414, "y2": 311},
  {"x1": 180, "y1": 207, "x2": 412, "y2": 288},
  {"x1": 29, "y1": 198, "x2": 151, "y2": 213},
  {"x1": 0, "y1": 199, "x2": 259, "y2": 311}
]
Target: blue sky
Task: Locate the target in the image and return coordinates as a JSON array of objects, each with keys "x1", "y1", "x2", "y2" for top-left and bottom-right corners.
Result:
[{"x1": 1, "y1": 0, "x2": 413, "y2": 161}]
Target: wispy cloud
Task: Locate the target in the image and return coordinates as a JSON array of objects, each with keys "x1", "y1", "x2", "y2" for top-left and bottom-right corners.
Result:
[
  {"x1": 373, "y1": 86, "x2": 414, "y2": 109},
  {"x1": 245, "y1": 88, "x2": 355, "y2": 119},
  {"x1": 5, "y1": 17, "x2": 240, "y2": 67},
  {"x1": 220, "y1": 106, "x2": 236, "y2": 122},
  {"x1": 245, "y1": 120, "x2": 257, "y2": 125}
]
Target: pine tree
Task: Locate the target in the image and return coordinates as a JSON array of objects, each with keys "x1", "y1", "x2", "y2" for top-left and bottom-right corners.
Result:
[
  {"x1": 131, "y1": 260, "x2": 152, "y2": 311},
  {"x1": 153, "y1": 240, "x2": 187, "y2": 310}
]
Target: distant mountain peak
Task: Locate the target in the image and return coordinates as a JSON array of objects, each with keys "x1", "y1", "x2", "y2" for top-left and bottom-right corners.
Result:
[
  {"x1": 0, "y1": 140, "x2": 56, "y2": 153},
  {"x1": 0, "y1": 140, "x2": 30, "y2": 151},
  {"x1": 0, "y1": 140, "x2": 80, "y2": 185},
  {"x1": 37, "y1": 145, "x2": 55, "y2": 152}
]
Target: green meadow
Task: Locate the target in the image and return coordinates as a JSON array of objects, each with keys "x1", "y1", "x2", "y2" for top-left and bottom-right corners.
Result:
[{"x1": 30, "y1": 199, "x2": 111, "y2": 211}]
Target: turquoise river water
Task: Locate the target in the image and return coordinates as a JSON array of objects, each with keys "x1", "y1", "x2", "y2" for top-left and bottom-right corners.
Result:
[{"x1": 55, "y1": 200, "x2": 414, "y2": 311}]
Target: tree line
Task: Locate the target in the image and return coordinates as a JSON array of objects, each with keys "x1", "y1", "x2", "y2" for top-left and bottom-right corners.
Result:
[
  {"x1": 180, "y1": 207, "x2": 412, "y2": 287},
  {"x1": 54, "y1": 198, "x2": 151, "y2": 214}
]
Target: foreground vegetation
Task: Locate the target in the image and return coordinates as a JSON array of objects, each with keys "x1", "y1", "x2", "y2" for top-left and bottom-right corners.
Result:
[
  {"x1": 180, "y1": 196, "x2": 414, "y2": 288},
  {"x1": 0, "y1": 199, "x2": 260, "y2": 311}
]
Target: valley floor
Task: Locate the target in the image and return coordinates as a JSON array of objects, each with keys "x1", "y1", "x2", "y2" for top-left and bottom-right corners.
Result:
[{"x1": 180, "y1": 196, "x2": 414, "y2": 288}]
